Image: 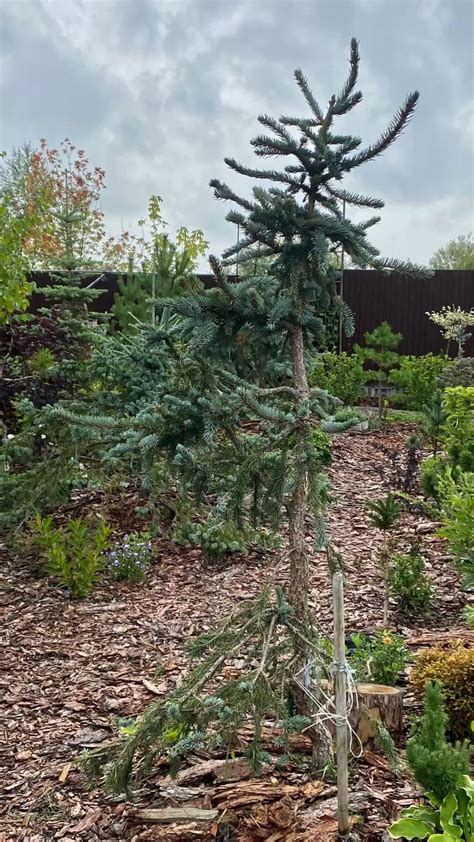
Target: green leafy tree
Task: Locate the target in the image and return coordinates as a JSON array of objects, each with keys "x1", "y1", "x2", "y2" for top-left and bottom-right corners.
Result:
[
  {"x1": 427, "y1": 305, "x2": 474, "y2": 358},
  {"x1": 69, "y1": 38, "x2": 425, "y2": 788},
  {"x1": 429, "y1": 233, "x2": 474, "y2": 271},
  {"x1": 0, "y1": 191, "x2": 34, "y2": 323},
  {"x1": 355, "y1": 322, "x2": 402, "y2": 418}
]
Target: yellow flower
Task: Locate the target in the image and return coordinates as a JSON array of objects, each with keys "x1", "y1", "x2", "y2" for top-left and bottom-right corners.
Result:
[{"x1": 383, "y1": 635, "x2": 392, "y2": 645}]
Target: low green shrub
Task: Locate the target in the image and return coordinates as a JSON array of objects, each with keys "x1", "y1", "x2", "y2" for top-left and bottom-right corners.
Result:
[
  {"x1": 390, "y1": 542, "x2": 433, "y2": 612},
  {"x1": 333, "y1": 406, "x2": 367, "y2": 424},
  {"x1": 321, "y1": 406, "x2": 368, "y2": 433},
  {"x1": 349, "y1": 629, "x2": 408, "y2": 686},
  {"x1": 309, "y1": 351, "x2": 365, "y2": 405},
  {"x1": 0, "y1": 400, "x2": 89, "y2": 535},
  {"x1": 389, "y1": 354, "x2": 451, "y2": 411},
  {"x1": 32, "y1": 514, "x2": 111, "y2": 598},
  {"x1": 107, "y1": 533, "x2": 153, "y2": 582}
]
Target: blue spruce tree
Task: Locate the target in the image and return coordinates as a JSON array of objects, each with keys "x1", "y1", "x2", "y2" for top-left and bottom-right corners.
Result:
[{"x1": 78, "y1": 39, "x2": 426, "y2": 789}]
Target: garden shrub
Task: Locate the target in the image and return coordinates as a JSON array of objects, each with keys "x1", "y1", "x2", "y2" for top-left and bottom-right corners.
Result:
[
  {"x1": 349, "y1": 629, "x2": 408, "y2": 686},
  {"x1": 0, "y1": 308, "x2": 86, "y2": 430},
  {"x1": 309, "y1": 351, "x2": 365, "y2": 405},
  {"x1": 410, "y1": 642, "x2": 474, "y2": 740},
  {"x1": 437, "y1": 470, "x2": 474, "y2": 589},
  {"x1": 389, "y1": 353, "x2": 451, "y2": 411},
  {"x1": 419, "y1": 455, "x2": 448, "y2": 501},
  {"x1": 389, "y1": 542, "x2": 433, "y2": 612},
  {"x1": 421, "y1": 390, "x2": 446, "y2": 456},
  {"x1": 442, "y1": 386, "x2": 474, "y2": 473},
  {"x1": 441, "y1": 356, "x2": 474, "y2": 388},
  {"x1": 32, "y1": 514, "x2": 111, "y2": 598}
]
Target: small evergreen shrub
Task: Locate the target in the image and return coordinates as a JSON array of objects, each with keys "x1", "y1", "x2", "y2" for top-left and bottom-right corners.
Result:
[
  {"x1": 32, "y1": 514, "x2": 111, "y2": 598},
  {"x1": 410, "y1": 643, "x2": 474, "y2": 740},
  {"x1": 389, "y1": 542, "x2": 433, "y2": 612},
  {"x1": 441, "y1": 356, "x2": 474, "y2": 388},
  {"x1": 107, "y1": 533, "x2": 153, "y2": 583},
  {"x1": 405, "y1": 680, "x2": 471, "y2": 804},
  {"x1": 309, "y1": 351, "x2": 365, "y2": 405},
  {"x1": 349, "y1": 629, "x2": 408, "y2": 686},
  {"x1": 389, "y1": 353, "x2": 451, "y2": 411}
]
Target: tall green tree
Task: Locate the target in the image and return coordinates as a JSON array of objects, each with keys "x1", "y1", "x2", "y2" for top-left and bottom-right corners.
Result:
[{"x1": 429, "y1": 233, "x2": 474, "y2": 270}]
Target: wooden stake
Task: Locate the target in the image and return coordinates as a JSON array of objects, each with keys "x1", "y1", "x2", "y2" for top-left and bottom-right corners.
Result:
[{"x1": 332, "y1": 571, "x2": 350, "y2": 835}]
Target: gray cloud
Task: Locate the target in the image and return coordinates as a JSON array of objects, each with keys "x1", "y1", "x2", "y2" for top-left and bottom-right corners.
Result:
[{"x1": 1, "y1": 0, "x2": 473, "y2": 266}]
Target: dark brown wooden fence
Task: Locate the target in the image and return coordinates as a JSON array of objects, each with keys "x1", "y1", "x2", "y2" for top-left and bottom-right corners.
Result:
[
  {"x1": 28, "y1": 269, "x2": 473, "y2": 357},
  {"x1": 341, "y1": 269, "x2": 473, "y2": 356}
]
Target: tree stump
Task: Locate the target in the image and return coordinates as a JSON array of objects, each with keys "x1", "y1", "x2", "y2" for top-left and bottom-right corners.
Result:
[{"x1": 350, "y1": 683, "x2": 403, "y2": 749}]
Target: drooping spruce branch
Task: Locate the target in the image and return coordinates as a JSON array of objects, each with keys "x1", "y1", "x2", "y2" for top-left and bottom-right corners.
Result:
[{"x1": 83, "y1": 588, "x2": 332, "y2": 793}]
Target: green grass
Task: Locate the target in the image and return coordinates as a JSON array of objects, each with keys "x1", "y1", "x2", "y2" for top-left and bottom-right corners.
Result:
[{"x1": 385, "y1": 408, "x2": 424, "y2": 424}]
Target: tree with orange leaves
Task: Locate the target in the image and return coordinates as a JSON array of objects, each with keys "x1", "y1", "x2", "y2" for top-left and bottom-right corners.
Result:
[{"x1": 1, "y1": 138, "x2": 107, "y2": 270}]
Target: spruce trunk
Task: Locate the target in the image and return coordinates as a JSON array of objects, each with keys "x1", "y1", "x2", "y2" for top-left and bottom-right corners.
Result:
[
  {"x1": 288, "y1": 325, "x2": 330, "y2": 763},
  {"x1": 288, "y1": 324, "x2": 310, "y2": 623}
]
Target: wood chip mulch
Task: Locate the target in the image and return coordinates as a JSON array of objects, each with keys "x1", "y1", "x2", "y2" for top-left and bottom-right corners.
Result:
[{"x1": 1, "y1": 425, "x2": 470, "y2": 841}]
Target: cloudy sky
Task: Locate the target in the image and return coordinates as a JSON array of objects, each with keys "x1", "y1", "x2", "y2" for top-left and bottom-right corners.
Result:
[{"x1": 1, "y1": 0, "x2": 473, "y2": 267}]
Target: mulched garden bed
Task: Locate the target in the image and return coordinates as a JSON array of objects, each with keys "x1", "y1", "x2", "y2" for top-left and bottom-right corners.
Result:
[{"x1": 1, "y1": 425, "x2": 470, "y2": 841}]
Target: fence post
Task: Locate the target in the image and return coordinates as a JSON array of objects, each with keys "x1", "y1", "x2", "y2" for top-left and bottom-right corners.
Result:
[{"x1": 332, "y1": 571, "x2": 349, "y2": 835}]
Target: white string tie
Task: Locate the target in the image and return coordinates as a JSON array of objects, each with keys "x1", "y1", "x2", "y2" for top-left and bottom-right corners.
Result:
[{"x1": 293, "y1": 658, "x2": 364, "y2": 759}]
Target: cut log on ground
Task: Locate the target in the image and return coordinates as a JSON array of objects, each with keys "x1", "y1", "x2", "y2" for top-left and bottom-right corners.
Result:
[
  {"x1": 176, "y1": 756, "x2": 254, "y2": 785},
  {"x1": 350, "y1": 683, "x2": 403, "y2": 749},
  {"x1": 135, "y1": 807, "x2": 219, "y2": 823}
]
